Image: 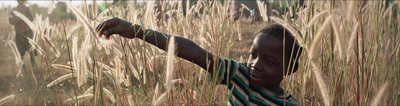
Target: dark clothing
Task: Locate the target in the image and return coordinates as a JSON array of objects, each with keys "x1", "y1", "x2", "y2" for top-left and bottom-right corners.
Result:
[
  {"x1": 9, "y1": 4, "x2": 34, "y2": 58},
  {"x1": 15, "y1": 30, "x2": 33, "y2": 57},
  {"x1": 217, "y1": 58, "x2": 299, "y2": 106}
]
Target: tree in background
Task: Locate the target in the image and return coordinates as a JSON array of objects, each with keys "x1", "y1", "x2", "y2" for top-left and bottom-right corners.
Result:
[
  {"x1": 49, "y1": 2, "x2": 75, "y2": 22},
  {"x1": 29, "y1": 4, "x2": 47, "y2": 17},
  {"x1": 113, "y1": 0, "x2": 127, "y2": 7}
]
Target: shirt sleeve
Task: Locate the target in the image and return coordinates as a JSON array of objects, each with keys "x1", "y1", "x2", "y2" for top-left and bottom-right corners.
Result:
[{"x1": 216, "y1": 58, "x2": 240, "y2": 85}]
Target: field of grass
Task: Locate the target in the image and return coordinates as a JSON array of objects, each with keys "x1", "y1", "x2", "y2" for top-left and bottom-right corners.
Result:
[{"x1": 0, "y1": 1, "x2": 399, "y2": 105}]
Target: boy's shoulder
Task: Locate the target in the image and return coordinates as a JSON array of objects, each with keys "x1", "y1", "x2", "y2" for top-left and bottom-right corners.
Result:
[{"x1": 217, "y1": 58, "x2": 299, "y2": 106}]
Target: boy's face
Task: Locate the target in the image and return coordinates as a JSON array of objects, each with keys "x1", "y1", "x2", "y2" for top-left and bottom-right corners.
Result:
[
  {"x1": 17, "y1": 1, "x2": 25, "y2": 5},
  {"x1": 247, "y1": 33, "x2": 287, "y2": 88}
]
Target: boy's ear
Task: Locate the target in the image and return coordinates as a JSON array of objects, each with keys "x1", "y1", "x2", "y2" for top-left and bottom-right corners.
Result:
[{"x1": 287, "y1": 62, "x2": 299, "y2": 75}]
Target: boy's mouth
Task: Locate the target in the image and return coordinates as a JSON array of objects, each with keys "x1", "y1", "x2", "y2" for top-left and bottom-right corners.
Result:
[{"x1": 250, "y1": 73, "x2": 263, "y2": 82}]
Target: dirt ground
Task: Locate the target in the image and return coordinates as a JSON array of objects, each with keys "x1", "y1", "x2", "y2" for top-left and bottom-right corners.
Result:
[
  {"x1": 0, "y1": 42, "x2": 18, "y2": 97},
  {"x1": 0, "y1": 10, "x2": 19, "y2": 97},
  {"x1": 230, "y1": 19, "x2": 270, "y2": 62}
]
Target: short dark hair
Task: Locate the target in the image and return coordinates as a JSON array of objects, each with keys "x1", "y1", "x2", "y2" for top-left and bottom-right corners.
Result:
[{"x1": 259, "y1": 23, "x2": 303, "y2": 63}]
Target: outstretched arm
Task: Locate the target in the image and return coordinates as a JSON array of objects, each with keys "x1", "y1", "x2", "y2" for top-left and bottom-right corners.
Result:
[{"x1": 96, "y1": 18, "x2": 217, "y2": 74}]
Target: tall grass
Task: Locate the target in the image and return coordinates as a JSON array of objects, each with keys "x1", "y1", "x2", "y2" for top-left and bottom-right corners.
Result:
[{"x1": 0, "y1": 0, "x2": 398, "y2": 105}]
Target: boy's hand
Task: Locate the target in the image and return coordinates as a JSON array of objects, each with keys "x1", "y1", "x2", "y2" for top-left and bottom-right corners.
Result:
[
  {"x1": 96, "y1": 18, "x2": 139, "y2": 39},
  {"x1": 9, "y1": 13, "x2": 16, "y2": 25}
]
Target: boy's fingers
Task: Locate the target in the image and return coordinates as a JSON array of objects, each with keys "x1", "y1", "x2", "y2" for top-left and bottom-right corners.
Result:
[
  {"x1": 102, "y1": 18, "x2": 119, "y2": 29},
  {"x1": 96, "y1": 22, "x2": 105, "y2": 37},
  {"x1": 102, "y1": 27, "x2": 118, "y2": 39},
  {"x1": 96, "y1": 18, "x2": 119, "y2": 37},
  {"x1": 103, "y1": 30, "x2": 111, "y2": 38},
  {"x1": 95, "y1": 22, "x2": 104, "y2": 32}
]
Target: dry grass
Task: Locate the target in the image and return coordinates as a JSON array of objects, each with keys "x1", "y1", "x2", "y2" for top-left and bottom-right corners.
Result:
[
  {"x1": 0, "y1": 1, "x2": 399, "y2": 105},
  {"x1": 0, "y1": 94, "x2": 14, "y2": 105}
]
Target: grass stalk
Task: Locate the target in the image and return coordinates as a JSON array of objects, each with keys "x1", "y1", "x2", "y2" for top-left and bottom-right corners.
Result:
[{"x1": 0, "y1": 94, "x2": 15, "y2": 105}]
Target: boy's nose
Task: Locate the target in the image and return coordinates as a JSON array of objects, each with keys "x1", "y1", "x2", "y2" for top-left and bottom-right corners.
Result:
[{"x1": 251, "y1": 59, "x2": 262, "y2": 71}]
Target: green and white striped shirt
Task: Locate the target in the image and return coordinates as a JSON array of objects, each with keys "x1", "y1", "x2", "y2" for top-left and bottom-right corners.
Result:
[{"x1": 217, "y1": 58, "x2": 299, "y2": 106}]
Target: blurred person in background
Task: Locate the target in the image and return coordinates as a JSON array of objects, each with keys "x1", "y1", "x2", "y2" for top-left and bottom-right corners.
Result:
[
  {"x1": 8, "y1": 0, "x2": 37, "y2": 92},
  {"x1": 250, "y1": 7, "x2": 255, "y2": 23},
  {"x1": 9, "y1": 0, "x2": 36, "y2": 66}
]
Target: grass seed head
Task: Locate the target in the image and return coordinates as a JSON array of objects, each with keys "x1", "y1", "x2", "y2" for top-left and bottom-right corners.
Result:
[
  {"x1": 270, "y1": 17, "x2": 304, "y2": 47},
  {"x1": 102, "y1": 88, "x2": 116, "y2": 103},
  {"x1": 330, "y1": 15, "x2": 344, "y2": 59},
  {"x1": 84, "y1": 86, "x2": 94, "y2": 94},
  {"x1": 0, "y1": 94, "x2": 15, "y2": 105},
  {"x1": 347, "y1": 1, "x2": 357, "y2": 21},
  {"x1": 127, "y1": 94, "x2": 134, "y2": 105},
  {"x1": 371, "y1": 82, "x2": 388, "y2": 105},
  {"x1": 27, "y1": 38, "x2": 44, "y2": 55},
  {"x1": 66, "y1": 2, "x2": 97, "y2": 36},
  {"x1": 165, "y1": 36, "x2": 177, "y2": 91},
  {"x1": 309, "y1": 16, "x2": 332, "y2": 60},
  {"x1": 7, "y1": 41, "x2": 22, "y2": 64},
  {"x1": 47, "y1": 2, "x2": 54, "y2": 14},
  {"x1": 47, "y1": 73, "x2": 74, "y2": 88},
  {"x1": 52, "y1": 64, "x2": 76, "y2": 71},
  {"x1": 346, "y1": 22, "x2": 359, "y2": 62},
  {"x1": 63, "y1": 93, "x2": 94, "y2": 104},
  {"x1": 12, "y1": 11, "x2": 35, "y2": 31},
  {"x1": 153, "y1": 92, "x2": 167, "y2": 106},
  {"x1": 311, "y1": 63, "x2": 330, "y2": 105},
  {"x1": 42, "y1": 36, "x2": 60, "y2": 57},
  {"x1": 306, "y1": 10, "x2": 328, "y2": 28}
]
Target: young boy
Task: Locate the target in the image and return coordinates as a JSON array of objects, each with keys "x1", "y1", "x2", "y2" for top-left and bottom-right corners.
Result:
[{"x1": 96, "y1": 18, "x2": 302, "y2": 106}]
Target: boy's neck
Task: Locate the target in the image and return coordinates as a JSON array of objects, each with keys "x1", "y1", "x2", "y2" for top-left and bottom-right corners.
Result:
[{"x1": 266, "y1": 85, "x2": 284, "y2": 95}]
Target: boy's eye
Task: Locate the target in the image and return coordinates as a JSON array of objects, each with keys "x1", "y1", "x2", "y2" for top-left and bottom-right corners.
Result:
[
  {"x1": 251, "y1": 53, "x2": 257, "y2": 59},
  {"x1": 264, "y1": 58, "x2": 276, "y2": 65},
  {"x1": 264, "y1": 58, "x2": 271, "y2": 63}
]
